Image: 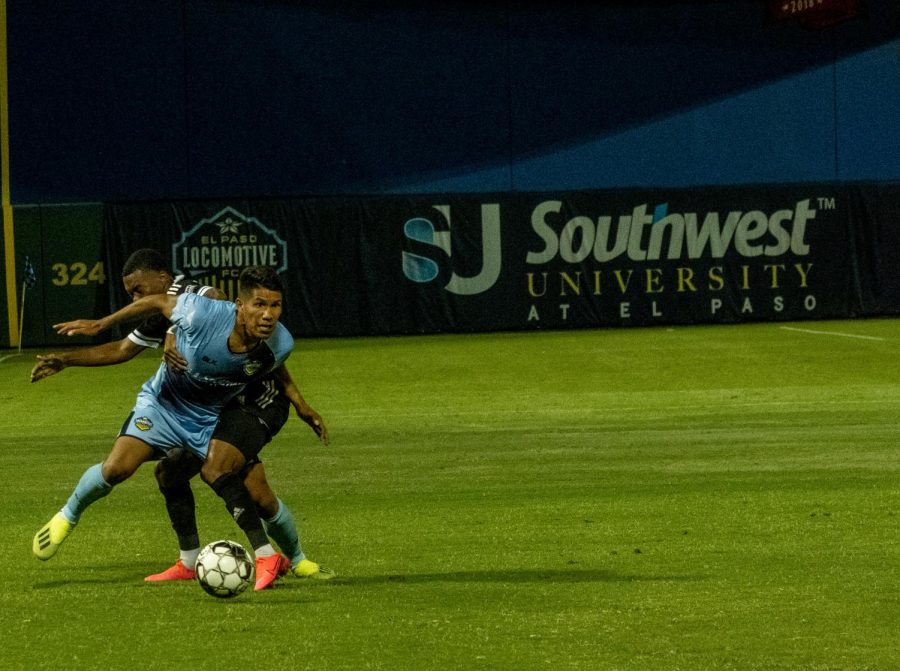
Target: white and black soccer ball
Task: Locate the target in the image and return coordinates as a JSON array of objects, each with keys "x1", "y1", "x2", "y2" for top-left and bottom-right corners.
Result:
[{"x1": 195, "y1": 540, "x2": 254, "y2": 598}]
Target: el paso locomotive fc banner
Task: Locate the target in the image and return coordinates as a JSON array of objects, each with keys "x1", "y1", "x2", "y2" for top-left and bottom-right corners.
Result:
[{"x1": 104, "y1": 184, "x2": 896, "y2": 336}]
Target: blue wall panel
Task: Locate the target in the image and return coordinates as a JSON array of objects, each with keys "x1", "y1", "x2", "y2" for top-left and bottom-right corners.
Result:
[
  {"x1": 834, "y1": 0, "x2": 900, "y2": 180},
  {"x1": 183, "y1": 1, "x2": 511, "y2": 196},
  {"x1": 506, "y1": 4, "x2": 839, "y2": 189},
  {"x1": 4, "y1": 1, "x2": 899, "y2": 202},
  {"x1": 7, "y1": 0, "x2": 189, "y2": 203},
  {"x1": 509, "y1": 65, "x2": 839, "y2": 190}
]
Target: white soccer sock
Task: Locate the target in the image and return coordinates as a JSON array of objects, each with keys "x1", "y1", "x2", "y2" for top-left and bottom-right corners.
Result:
[
  {"x1": 254, "y1": 543, "x2": 276, "y2": 558},
  {"x1": 180, "y1": 548, "x2": 200, "y2": 568}
]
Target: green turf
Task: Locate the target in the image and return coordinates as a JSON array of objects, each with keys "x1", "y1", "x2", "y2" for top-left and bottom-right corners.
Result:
[{"x1": 1, "y1": 319, "x2": 898, "y2": 670}]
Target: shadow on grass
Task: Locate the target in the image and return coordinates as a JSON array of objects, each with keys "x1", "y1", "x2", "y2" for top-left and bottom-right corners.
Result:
[
  {"x1": 31, "y1": 567, "x2": 702, "y2": 591},
  {"x1": 32, "y1": 574, "x2": 157, "y2": 589},
  {"x1": 320, "y1": 568, "x2": 701, "y2": 586},
  {"x1": 29, "y1": 561, "x2": 186, "y2": 590}
]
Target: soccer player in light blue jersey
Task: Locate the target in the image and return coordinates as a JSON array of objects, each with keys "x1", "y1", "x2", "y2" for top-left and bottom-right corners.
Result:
[
  {"x1": 33, "y1": 266, "x2": 301, "y2": 590},
  {"x1": 31, "y1": 249, "x2": 333, "y2": 581}
]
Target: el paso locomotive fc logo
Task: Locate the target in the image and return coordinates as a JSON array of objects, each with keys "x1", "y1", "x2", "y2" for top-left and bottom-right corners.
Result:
[
  {"x1": 172, "y1": 207, "x2": 288, "y2": 297},
  {"x1": 403, "y1": 196, "x2": 837, "y2": 324}
]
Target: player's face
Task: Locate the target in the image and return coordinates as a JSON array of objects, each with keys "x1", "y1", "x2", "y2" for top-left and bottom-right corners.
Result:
[
  {"x1": 123, "y1": 269, "x2": 172, "y2": 301},
  {"x1": 236, "y1": 288, "x2": 283, "y2": 340}
]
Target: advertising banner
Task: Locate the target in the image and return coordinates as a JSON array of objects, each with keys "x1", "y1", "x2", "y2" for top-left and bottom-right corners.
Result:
[{"x1": 103, "y1": 184, "x2": 878, "y2": 337}]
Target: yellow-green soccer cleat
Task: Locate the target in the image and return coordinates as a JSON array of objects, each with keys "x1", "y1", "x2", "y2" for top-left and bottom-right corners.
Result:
[
  {"x1": 293, "y1": 558, "x2": 336, "y2": 580},
  {"x1": 33, "y1": 512, "x2": 74, "y2": 561}
]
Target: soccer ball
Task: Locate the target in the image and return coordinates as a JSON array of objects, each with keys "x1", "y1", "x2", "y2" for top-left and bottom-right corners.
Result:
[{"x1": 195, "y1": 540, "x2": 255, "y2": 598}]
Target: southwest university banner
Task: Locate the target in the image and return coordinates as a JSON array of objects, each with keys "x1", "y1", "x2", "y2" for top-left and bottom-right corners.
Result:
[{"x1": 103, "y1": 184, "x2": 899, "y2": 337}]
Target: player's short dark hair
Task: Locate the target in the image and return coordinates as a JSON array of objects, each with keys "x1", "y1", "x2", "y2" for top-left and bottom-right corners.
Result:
[
  {"x1": 238, "y1": 266, "x2": 283, "y2": 296},
  {"x1": 122, "y1": 249, "x2": 170, "y2": 277}
]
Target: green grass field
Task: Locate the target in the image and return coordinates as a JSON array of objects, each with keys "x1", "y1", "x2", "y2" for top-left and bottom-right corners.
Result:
[{"x1": 1, "y1": 319, "x2": 898, "y2": 670}]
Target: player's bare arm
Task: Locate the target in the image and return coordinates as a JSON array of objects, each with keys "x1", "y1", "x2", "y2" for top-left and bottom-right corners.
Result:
[
  {"x1": 31, "y1": 338, "x2": 146, "y2": 382},
  {"x1": 273, "y1": 364, "x2": 329, "y2": 445},
  {"x1": 54, "y1": 293, "x2": 179, "y2": 337},
  {"x1": 162, "y1": 330, "x2": 188, "y2": 373}
]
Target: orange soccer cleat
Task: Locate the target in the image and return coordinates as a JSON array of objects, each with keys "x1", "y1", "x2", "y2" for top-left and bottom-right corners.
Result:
[
  {"x1": 254, "y1": 553, "x2": 291, "y2": 591},
  {"x1": 145, "y1": 559, "x2": 197, "y2": 582}
]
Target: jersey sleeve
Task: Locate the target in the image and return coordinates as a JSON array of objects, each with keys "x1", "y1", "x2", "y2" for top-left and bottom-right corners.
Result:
[
  {"x1": 127, "y1": 314, "x2": 170, "y2": 349},
  {"x1": 169, "y1": 292, "x2": 201, "y2": 333},
  {"x1": 168, "y1": 277, "x2": 218, "y2": 299},
  {"x1": 127, "y1": 280, "x2": 217, "y2": 348},
  {"x1": 171, "y1": 292, "x2": 235, "y2": 336},
  {"x1": 270, "y1": 324, "x2": 294, "y2": 366}
]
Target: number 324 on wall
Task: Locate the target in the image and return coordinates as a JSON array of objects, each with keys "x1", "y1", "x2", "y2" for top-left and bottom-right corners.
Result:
[{"x1": 51, "y1": 261, "x2": 106, "y2": 286}]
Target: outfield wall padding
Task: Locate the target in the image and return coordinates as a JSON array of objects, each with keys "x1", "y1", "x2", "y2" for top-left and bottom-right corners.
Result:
[
  {"x1": 99, "y1": 183, "x2": 900, "y2": 338},
  {"x1": 12, "y1": 204, "x2": 108, "y2": 349}
]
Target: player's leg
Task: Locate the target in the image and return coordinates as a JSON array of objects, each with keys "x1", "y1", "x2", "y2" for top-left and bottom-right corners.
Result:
[
  {"x1": 242, "y1": 463, "x2": 296, "y2": 559},
  {"x1": 243, "y1": 463, "x2": 335, "y2": 580},
  {"x1": 244, "y1": 463, "x2": 301, "y2": 559},
  {"x1": 220, "y1": 401, "x2": 335, "y2": 580},
  {"x1": 209, "y1": 406, "x2": 295, "y2": 588},
  {"x1": 243, "y1": 462, "x2": 279, "y2": 518},
  {"x1": 201, "y1": 439, "x2": 290, "y2": 590},
  {"x1": 33, "y1": 435, "x2": 154, "y2": 560},
  {"x1": 145, "y1": 448, "x2": 203, "y2": 581}
]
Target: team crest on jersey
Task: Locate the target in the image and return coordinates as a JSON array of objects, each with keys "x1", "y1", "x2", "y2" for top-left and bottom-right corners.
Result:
[
  {"x1": 134, "y1": 416, "x2": 153, "y2": 431},
  {"x1": 243, "y1": 360, "x2": 263, "y2": 377}
]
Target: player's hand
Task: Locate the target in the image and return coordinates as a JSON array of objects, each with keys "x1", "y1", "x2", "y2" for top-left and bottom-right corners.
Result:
[
  {"x1": 54, "y1": 319, "x2": 104, "y2": 336},
  {"x1": 163, "y1": 332, "x2": 188, "y2": 373},
  {"x1": 31, "y1": 354, "x2": 65, "y2": 382},
  {"x1": 297, "y1": 406, "x2": 329, "y2": 446},
  {"x1": 310, "y1": 416, "x2": 329, "y2": 446}
]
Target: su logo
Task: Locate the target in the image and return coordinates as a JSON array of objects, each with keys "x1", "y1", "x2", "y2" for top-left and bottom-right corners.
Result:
[{"x1": 401, "y1": 204, "x2": 502, "y2": 296}]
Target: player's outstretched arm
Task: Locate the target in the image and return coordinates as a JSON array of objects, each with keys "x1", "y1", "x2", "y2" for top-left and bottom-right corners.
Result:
[
  {"x1": 54, "y1": 294, "x2": 178, "y2": 337},
  {"x1": 273, "y1": 364, "x2": 329, "y2": 445},
  {"x1": 31, "y1": 338, "x2": 146, "y2": 382}
]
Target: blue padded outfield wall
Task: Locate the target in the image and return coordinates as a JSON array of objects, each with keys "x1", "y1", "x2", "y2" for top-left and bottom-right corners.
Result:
[
  {"x1": 2, "y1": 1, "x2": 900, "y2": 345},
  {"x1": 6, "y1": 0, "x2": 900, "y2": 201}
]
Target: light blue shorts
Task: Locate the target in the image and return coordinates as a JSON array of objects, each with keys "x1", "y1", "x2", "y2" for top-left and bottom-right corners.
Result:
[{"x1": 119, "y1": 393, "x2": 215, "y2": 459}]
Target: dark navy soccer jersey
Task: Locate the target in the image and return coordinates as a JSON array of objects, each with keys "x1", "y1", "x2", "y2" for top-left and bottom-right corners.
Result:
[{"x1": 233, "y1": 375, "x2": 289, "y2": 418}]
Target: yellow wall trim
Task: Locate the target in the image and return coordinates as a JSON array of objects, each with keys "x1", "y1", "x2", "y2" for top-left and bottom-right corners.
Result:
[{"x1": 0, "y1": 0, "x2": 17, "y2": 347}]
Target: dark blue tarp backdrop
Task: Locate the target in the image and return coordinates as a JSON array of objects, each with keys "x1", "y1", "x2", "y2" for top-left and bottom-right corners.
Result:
[{"x1": 103, "y1": 184, "x2": 900, "y2": 337}]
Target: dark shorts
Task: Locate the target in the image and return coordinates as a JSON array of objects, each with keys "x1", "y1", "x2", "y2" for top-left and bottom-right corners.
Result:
[{"x1": 211, "y1": 398, "x2": 290, "y2": 463}]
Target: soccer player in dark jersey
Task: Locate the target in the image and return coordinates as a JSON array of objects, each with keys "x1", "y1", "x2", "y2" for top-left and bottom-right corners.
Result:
[{"x1": 32, "y1": 251, "x2": 333, "y2": 584}]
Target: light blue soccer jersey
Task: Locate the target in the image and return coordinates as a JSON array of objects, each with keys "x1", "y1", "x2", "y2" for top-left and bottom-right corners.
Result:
[{"x1": 122, "y1": 293, "x2": 293, "y2": 458}]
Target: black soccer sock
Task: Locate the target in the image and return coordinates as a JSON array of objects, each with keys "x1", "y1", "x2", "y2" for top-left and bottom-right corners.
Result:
[
  {"x1": 210, "y1": 473, "x2": 269, "y2": 550},
  {"x1": 158, "y1": 480, "x2": 200, "y2": 551}
]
